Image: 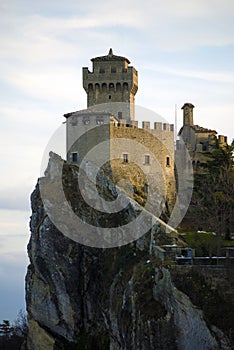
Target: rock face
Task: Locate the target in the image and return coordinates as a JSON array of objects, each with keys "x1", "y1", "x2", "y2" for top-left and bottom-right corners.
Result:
[{"x1": 25, "y1": 154, "x2": 232, "y2": 349}]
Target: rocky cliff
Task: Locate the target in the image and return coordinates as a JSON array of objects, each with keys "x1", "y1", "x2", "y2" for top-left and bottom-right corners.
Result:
[{"x1": 24, "y1": 153, "x2": 233, "y2": 349}]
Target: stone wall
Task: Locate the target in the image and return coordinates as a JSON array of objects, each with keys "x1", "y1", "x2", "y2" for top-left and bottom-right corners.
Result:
[{"x1": 111, "y1": 122, "x2": 176, "y2": 210}]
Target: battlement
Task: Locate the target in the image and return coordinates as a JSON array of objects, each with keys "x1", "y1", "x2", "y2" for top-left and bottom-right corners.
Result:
[
  {"x1": 66, "y1": 114, "x2": 174, "y2": 133},
  {"x1": 218, "y1": 134, "x2": 228, "y2": 148},
  {"x1": 83, "y1": 66, "x2": 138, "y2": 78},
  {"x1": 83, "y1": 67, "x2": 138, "y2": 94},
  {"x1": 115, "y1": 120, "x2": 174, "y2": 132}
]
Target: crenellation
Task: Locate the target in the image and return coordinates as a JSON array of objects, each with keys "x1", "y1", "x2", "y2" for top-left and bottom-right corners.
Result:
[
  {"x1": 218, "y1": 135, "x2": 228, "y2": 147},
  {"x1": 163, "y1": 123, "x2": 170, "y2": 131},
  {"x1": 119, "y1": 119, "x2": 126, "y2": 127},
  {"x1": 154, "y1": 122, "x2": 162, "y2": 130},
  {"x1": 131, "y1": 120, "x2": 138, "y2": 128},
  {"x1": 142, "y1": 121, "x2": 150, "y2": 129}
]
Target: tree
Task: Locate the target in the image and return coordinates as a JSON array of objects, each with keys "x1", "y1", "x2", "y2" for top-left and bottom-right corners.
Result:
[
  {"x1": 0, "y1": 320, "x2": 13, "y2": 339},
  {"x1": 0, "y1": 311, "x2": 28, "y2": 350},
  {"x1": 192, "y1": 142, "x2": 234, "y2": 239},
  {"x1": 12, "y1": 309, "x2": 28, "y2": 339}
]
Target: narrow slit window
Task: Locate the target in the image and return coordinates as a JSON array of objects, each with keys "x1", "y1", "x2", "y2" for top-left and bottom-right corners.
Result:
[
  {"x1": 123, "y1": 154, "x2": 128, "y2": 163},
  {"x1": 145, "y1": 155, "x2": 150, "y2": 165},
  {"x1": 166, "y1": 156, "x2": 170, "y2": 166},
  {"x1": 118, "y1": 112, "x2": 122, "y2": 119},
  {"x1": 72, "y1": 152, "x2": 78, "y2": 163}
]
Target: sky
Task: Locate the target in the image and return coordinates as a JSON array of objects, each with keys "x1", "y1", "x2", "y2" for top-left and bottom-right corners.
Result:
[{"x1": 0, "y1": 0, "x2": 234, "y2": 321}]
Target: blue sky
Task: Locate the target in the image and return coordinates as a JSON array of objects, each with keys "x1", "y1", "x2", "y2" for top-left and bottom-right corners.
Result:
[{"x1": 0, "y1": 0, "x2": 234, "y2": 321}]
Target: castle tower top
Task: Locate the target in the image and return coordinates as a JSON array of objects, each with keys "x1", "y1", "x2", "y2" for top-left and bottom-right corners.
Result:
[
  {"x1": 181, "y1": 103, "x2": 194, "y2": 126},
  {"x1": 91, "y1": 48, "x2": 131, "y2": 64},
  {"x1": 83, "y1": 49, "x2": 138, "y2": 121}
]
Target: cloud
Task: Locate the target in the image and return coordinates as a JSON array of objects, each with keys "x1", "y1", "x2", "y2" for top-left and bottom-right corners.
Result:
[
  {"x1": 142, "y1": 63, "x2": 234, "y2": 84},
  {"x1": 0, "y1": 63, "x2": 84, "y2": 104},
  {"x1": 1, "y1": 0, "x2": 234, "y2": 71}
]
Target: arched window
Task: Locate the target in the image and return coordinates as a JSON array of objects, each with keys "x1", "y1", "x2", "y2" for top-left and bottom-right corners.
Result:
[
  {"x1": 123, "y1": 82, "x2": 128, "y2": 91},
  {"x1": 95, "y1": 83, "x2": 100, "y2": 91},
  {"x1": 109, "y1": 83, "x2": 114, "y2": 92},
  {"x1": 116, "y1": 82, "x2": 121, "y2": 92},
  {"x1": 102, "y1": 83, "x2": 107, "y2": 92}
]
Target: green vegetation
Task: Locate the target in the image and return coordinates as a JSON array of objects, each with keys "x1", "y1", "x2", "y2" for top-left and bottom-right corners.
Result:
[
  {"x1": 180, "y1": 231, "x2": 233, "y2": 256},
  {"x1": 190, "y1": 143, "x2": 234, "y2": 238},
  {"x1": 0, "y1": 310, "x2": 28, "y2": 350}
]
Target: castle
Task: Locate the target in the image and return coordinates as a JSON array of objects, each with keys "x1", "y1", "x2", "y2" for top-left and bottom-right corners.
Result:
[
  {"x1": 64, "y1": 49, "x2": 228, "y2": 212},
  {"x1": 64, "y1": 49, "x2": 177, "y2": 210}
]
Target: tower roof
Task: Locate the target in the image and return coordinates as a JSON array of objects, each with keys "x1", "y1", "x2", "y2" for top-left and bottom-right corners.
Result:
[
  {"x1": 181, "y1": 103, "x2": 195, "y2": 109},
  {"x1": 91, "y1": 48, "x2": 130, "y2": 64}
]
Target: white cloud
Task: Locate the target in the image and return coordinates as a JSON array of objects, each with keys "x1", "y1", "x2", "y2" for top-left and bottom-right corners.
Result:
[
  {"x1": 0, "y1": 210, "x2": 30, "y2": 238},
  {"x1": 1, "y1": 62, "x2": 84, "y2": 103},
  {"x1": 142, "y1": 64, "x2": 234, "y2": 84}
]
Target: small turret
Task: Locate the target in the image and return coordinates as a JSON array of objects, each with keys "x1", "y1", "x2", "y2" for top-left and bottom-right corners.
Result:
[{"x1": 181, "y1": 103, "x2": 194, "y2": 126}]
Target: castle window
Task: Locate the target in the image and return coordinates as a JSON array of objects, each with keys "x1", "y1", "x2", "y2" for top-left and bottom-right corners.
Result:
[
  {"x1": 166, "y1": 156, "x2": 170, "y2": 166},
  {"x1": 111, "y1": 67, "x2": 116, "y2": 73},
  {"x1": 99, "y1": 68, "x2": 105, "y2": 73},
  {"x1": 102, "y1": 83, "x2": 107, "y2": 92},
  {"x1": 96, "y1": 118, "x2": 104, "y2": 125},
  {"x1": 123, "y1": 154, "x2": 128, "y2": 163},
  {"x1": 116, "y1": 83, "x2": 121, "y2": 91},
  {"x1": 83, "y1": 118, "x2": 90, "y2": 125},
  {"x1": 72, "y1": 152, "x2": 78, "y2": 163},
  {"x1": 145, "y1": 155, "x2": 150, "y2": 165},
  {"x1": 163, "y1": 123, "x2": 167, "y2": 130},
  {"x1": 109, "y1": 83, "x2": 114, "y2": 91},
  {"x1": 109, "y1": 95, "x2": 111, "y2": 99},
  {"x1": 123, "y1": 82, "x2": 128, "y2": 90}
]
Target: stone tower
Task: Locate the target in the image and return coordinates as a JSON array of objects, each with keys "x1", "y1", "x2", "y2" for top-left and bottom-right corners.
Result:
[
  {"x1": 82, "y1": 48, "x2": 138, "y2": 121},
  {"x1": 181, "y1": 103, "x2": 194, "y2": 126}
]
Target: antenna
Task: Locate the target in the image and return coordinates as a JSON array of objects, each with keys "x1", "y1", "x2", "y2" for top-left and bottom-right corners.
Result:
[{"x1": 175, "y1": 104, "x2": 177, "y2": 143}]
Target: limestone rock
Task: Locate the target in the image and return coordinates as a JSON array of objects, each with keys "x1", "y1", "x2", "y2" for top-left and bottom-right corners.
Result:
[{"x1": 24, "y1": 154, "x2": 233, "y2": 349}]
